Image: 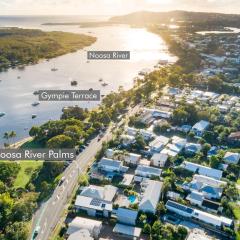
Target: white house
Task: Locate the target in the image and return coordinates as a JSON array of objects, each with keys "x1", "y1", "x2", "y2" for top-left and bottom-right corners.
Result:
[
  {"x1": 181, "y1": 161, "x2": 223, "y2": 180},
  {"x1": 116, "y1": 208, "x2": 138, "y2": 226},
  {"x1": 105, "y1": 149, "x2": 115, "y2": 158},
  {"x1": 80, "y1": 185, "x2": 117, "y2": 202},
  {"x1": 135, "y1": 165, "x2": 162, "y2": 179},
  {"x1": 74, "y1": 195, "x2": 112, "y2": 218},
  {"x1": 120, "y1": 135, "x2": 135, "y2": 146},
  {"x1": 166, "y1": 200, "x2": 233, "y2": 228},
  {"x1": 149, "y1": 136, "x2": 170, "y2": 153},
  {"x1": 113, "y1": 224, "x2": 141, "y2": 239},
  {"x1": 192, "y1": 120, "x2": 210, "y2": 136},
  {"x1": 183, "y1": 175, "x2": 226, "y2": 200},
  {"x1": 224, "y1": 152, "x2": 240, "y2": 164},
  {"x1": 151, "y1": 153, "x2": 168, "y2": 168},
  {"x1": 139, "y1": 180, "x2": 163, "y2": 214},
  {"x1": 126, "y1": 127, "x2": 154, "y2": 140},
  {"x1": 124, "y1": 153, "x2": 141, "y2": 165},
  {"x1": 67, "y1": 229, "x2": 93, "y2": 240},
  {"x1": 66, "y1": 217, "x2": 102, "y2": 239},
  {"x1": 186, "y1": 191, "x2": 204, "y2": 207},
  {"x1": 98, "y1": 158, "x2": 128, "y2": 173},
  {"x1": 185, "y1": 143, "x2": 202, "y2": 155}
]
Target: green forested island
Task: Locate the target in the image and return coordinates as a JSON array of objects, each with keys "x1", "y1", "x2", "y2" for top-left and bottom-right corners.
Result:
[{"x1": 0, "y1": 28, "x2": 96, "y2": 71}]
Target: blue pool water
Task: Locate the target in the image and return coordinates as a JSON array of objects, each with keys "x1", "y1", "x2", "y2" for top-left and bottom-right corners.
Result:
[{"x1": 128, "y1": 195, "x2": 136, "y2": 203}]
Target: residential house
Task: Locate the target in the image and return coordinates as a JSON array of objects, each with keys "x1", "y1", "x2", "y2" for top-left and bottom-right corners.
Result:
[
  {"x1": 74, "y1": 196, "x2": 112, "y2": 218},
  {"x1": 181, "y1": 161, "x2": 223, "y2": 180},
  {"x1": 66, "y1": 217, "x2": 102, "y2": 239},
  {"x1": 192, "y1": 120, "x2": 210, "y2": 137},
  {"x1": 161, "y1": 136, "x2": 186, "y2": 157},
  {"x1": 98, "y1": 158, "x2": 129, "y2": 173},
  {"x1": 224, "y1": 152, "x2": 240, "y2": 164},
  {"x1": 113, "y1": 224, "x2": 141, "y2": 239},
  {"x1": 151, "y1": 153, "x2": 168, "y2": 168},
  {"x1": 186, "y1": 191, "x2": 204, "y2": 207},
  {"x1": 228, "y1": 131, "x2": 240, "y2": 143},
  {"x1": 123, "y1": 153, "x2": 141, "y2": 165},
  {"x1": 185, "y1": 143, "x2": 202, "y2": 155},
  {"x1": 202, "y1": 199, "x2": 221, "y2": 214},
  {"x1": 116, "y1": 208, "x2": 138, "y2": 226},
  {"x1": 166, "y1": 200, "x2": 233, "y2": 228},
  {"x1": 183, "y1": 174, "x2": 226, "y2": 199},
  {"x1": 67, "y1": 229, "x2": 93, "y2": 240},
  {"x1": 207, "y1": 146, "x2": 219, "y2": 158},
  {"x1": 120, "y1": 135, "x2": 135, "y2": 146},
  {"x1": 135, "y1": 165, "x2": 162, "y2": 179},
  {"x1": 149, "y1": 136, "x2": 170, "y2": 153},
  {"x1": 80, "y1": 185, "x2": 117, "y2": 202},
  {"x1": 139, "y1": 179, "x2": 163, "y2": 214}
]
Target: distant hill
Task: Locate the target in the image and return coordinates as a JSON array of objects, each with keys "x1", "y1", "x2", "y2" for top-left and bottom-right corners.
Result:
[{"x1": 110, "y1": 10, "x2": 240, "y2": 27}]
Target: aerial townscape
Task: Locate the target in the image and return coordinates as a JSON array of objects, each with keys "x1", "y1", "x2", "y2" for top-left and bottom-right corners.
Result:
[{"x1": 1, "y1": 1, "x2": 240, "y2": 240}]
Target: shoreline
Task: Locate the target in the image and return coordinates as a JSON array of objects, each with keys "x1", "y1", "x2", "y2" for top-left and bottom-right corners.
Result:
[{"x1": 9, "y1": 136, "x2": 33, "y2": 149}]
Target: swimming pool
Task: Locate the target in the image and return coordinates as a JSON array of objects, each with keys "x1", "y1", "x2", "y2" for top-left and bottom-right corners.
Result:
[{"x1": 128, "y1": 195, "x2": 137, "y2": 204}]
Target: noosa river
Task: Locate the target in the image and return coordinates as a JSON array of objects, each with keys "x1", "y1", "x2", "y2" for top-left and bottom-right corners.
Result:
[{"x1": 0, "y1": 15, "x2": 176, "y2": 146}]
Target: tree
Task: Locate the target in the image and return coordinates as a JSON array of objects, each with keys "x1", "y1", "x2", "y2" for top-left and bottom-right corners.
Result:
[
  {"x1": 29, "y1": 126, "x2": 40, "y2": 137},
  {"x1": 0, "y1": 193, "x2": 14, "y2": 229},
  {"x1": 5, "y1": 221, "x2": 29, "y2": 240},
  {"x1": 47, "y1": 135, "x2": 74, "y2": 148},
  {"x1": 3, "y1": 132, "x2": 10, "y2": 146},
  {"x1": 9, "y1": 131, "x2": 16, "y2": 145},
  {"x1": 172, "y1": 107, "x2": 188, "y2": 125},
  {"x1": 143, "y1": 223, "x2": 151, "y2": 234},
  {"x1": 209, "y1": 155, "x2": 221, "y2": 169},
  {"x1": 177, "y1": 226, "x2": 188, "y2": 240},
  {"x1": 207, "y1": 76, "x2": 223, "y2": 92},
  {"x1": 202, "y1": 143, "x2": 211, "y2": 156},
  {"x1": 156, "y1": 201, "x2": 166, "y2": 216},
  {"x1": 133, "y1": 134, "x2": 146, "y2": 151},
  {"x1": 151, "y1": 220, "x2": 162, "y2": 239}
]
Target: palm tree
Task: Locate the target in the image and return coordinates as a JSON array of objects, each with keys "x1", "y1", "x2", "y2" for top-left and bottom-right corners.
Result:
[
  {"x1": 3, "y1": 132, "x2": 10, "y2": 147},
  {"x1": 9, "y1": 131, "x2": 16, "y2": 147}
]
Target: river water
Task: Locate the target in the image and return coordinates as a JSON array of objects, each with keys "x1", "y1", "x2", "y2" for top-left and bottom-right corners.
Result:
[{"x1": 0, "y1": 16, "x2": 176, "y2": 146}]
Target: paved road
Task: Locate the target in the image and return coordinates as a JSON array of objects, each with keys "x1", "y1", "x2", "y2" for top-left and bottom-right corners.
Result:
[{"x1": 30, "y1": 105, "x2": 140, "y2": 240}]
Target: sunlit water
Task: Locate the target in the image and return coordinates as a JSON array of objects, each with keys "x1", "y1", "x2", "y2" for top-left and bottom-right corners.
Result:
[{"x1": 0, "y1": 16, "x2": 176, "y2": 146}]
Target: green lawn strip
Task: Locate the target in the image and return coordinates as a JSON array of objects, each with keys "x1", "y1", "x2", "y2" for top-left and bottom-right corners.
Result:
[{"x1": 14, "y1": 161, "x2": 43, "y2": 188}]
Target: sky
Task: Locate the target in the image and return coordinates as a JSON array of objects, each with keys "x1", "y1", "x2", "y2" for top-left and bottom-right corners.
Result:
[{"x1": 0, "y1": 0, "x2": 239, "y2": 15}]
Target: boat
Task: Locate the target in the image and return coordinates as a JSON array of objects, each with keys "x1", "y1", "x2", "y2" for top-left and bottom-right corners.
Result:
[
  {"x1": 86, "y1": 61, "x2": 90, "y2": 63},
  {"x1": 51, "y1": 68, "x2": 58, "y2": 72},
  {"x1": 32, "y1": 102, "x2": 40, "y2": 107},
  {"x1": 33, "y1": 90, "x2": 40, "y2": 95},
  {"x1": 32, "y1": 114, "x2": 37, "y2": 119},
  {"x1": 71, "y1": 80, "x2": 78, "y2": 86},
  {"x1": 102, "y1": 82, "x2": 108, "y2": 87},
  {"x1": 99, "y1": 78, "x2": 103, "y2": 82},
  {"x1": 0, "y1": 112, "x2": 6, "y2": 117}
]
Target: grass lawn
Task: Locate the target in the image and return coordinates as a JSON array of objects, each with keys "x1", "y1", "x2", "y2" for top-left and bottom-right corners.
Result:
[{"x1": 14, "y1": 161, "x2": 43, "y2": 188}]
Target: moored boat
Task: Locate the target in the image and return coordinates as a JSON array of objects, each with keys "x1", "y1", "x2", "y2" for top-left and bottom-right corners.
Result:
[
  {"x1": 32, "y1": 102, "x2": 40, "y2": 107},
  {"x1": 71, "y1": 80, "x2": 78, "y2": 86},
  {"x1": 0, "y1": 112, "x2": 6, "y2": 117}
]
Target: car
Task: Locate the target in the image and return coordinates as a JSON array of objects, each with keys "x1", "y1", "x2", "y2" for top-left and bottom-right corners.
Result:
[
  {"x1": 32, "y1": 226, "x2": 40, "y2": 239},
  {"x1": 59, "y1": 176, "x2": 66, "y2": 185}
]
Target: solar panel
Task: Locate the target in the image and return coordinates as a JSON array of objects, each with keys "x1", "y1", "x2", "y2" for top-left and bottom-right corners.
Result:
[
  {"x1": 167, "y1": 201, "x2": 193, "y2": 214},
  {"x1": 90, "y1": 198, "x2": 102, "y2": 207}
]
